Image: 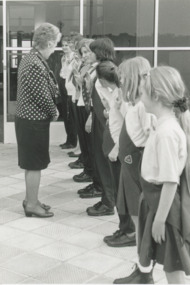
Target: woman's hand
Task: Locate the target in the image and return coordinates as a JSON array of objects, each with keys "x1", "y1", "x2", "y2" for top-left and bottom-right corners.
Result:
[
  {"x1": 52, "y1": 109, "x2": 59, "y2": 121},
  {"x1": 108, "y1": 144, "x2": 119, "y2": 162},
  {"x1": 152, "y1": 219, "x2": 165, "y2": 244},
  {"x1": 85, "y1": 113, "x2": 92, "y2": 133}
]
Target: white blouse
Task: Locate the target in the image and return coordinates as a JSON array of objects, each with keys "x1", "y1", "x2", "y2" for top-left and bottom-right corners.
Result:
[
  {"x1": 125, "y1": 101, "x2": 156, "y2": 147},
  {"x1": 141, "y1": 114, "x2": 187, "y2": 185},
  {"x1": 108, "y1": 89, "x2": 127, "y2": 144},
  {"x1": 60, "y1": 52, "x2": 76, "y2": 97}
]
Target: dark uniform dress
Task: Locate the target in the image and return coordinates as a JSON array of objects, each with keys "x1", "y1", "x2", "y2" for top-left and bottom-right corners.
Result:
[
  {"x1": 138, "y1": 116, "x2": 190, "y2": 275},
  {"x1": 91, "y1": 84, "x2": 116, "y2": 208},
  {"x1": 117, "y1": 120, "x2": 144, "y2": 216},
  {"x1": 103, "y1": 121, "x2": 135, "y2": 234},
  {"x1": 138, "y1": 173, "x2": 190, "y2": 275},
  {"x1": 76, "y1": 64, "x2": 99, "y2": 178}
]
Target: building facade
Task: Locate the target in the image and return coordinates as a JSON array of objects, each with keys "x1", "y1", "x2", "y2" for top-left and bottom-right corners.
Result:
[{"x1": 1, "y1": 0, "x2": 190, "y2": 143}]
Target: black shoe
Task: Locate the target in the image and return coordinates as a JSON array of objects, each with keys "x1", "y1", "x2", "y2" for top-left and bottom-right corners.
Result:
[
  {"x1": 78, "y1": 183, "x2": 102, "y2": 194},
  {"x1": 68, "y1": 159, "x2": 84, "y2": 169},
  {"x1": 24, "y1": 207, "x2": 54, "y2": 218},
  {"x1": 104, "y1": 230, "x2": 122, "y2": 243},
  {"x1": 86, "y1": 201, "x2": 103, "y2": 212},
  {"x1": 22, "y1": 200, "x2": 51, "y2": 211},
  {"x1": 113, "y1": 264, "x2": 154, "y2": 284},
  {"x1": 59, "y1": 142, "x2": 66, "y2": 147},
  {"x1": 77, "y1": 183, "x2": 94, "y2": 194},
  {"x1": 106, "y1": 232, "x2": 136, "y2": 247},
  {"x1": 80, "y1": 186, "x2": 102, "y2": 198},
  {"x1": 87, "y1": 201, "x2": 114, "y2": 216},
  {"x1": 61, "y1": 143, "x2": 76, "y2": 149},
  {"x1": 73, "y1": 171, "x2": 92, "y2": 183},
  {"x1": 67, "y1": 152, "x2": 80, "y2": 158}
]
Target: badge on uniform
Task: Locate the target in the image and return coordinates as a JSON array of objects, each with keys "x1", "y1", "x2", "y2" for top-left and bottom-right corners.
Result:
[{"x1": 124, "y1": 155, "x2": 132, "y2": 164}]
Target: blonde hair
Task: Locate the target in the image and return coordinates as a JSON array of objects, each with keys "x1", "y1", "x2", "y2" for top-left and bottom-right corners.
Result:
[
  {"x1": 145, "y1": 66, "x2": 186, "y2": 107},
  {"x1": 145, "y1": 65, "x2": 190, "y2": 190},
  {"x1": 118, "y1": 56, "x2": 151, "y2": 103},
  {"x1": 78, "y1": 38, "x2": 94, "y2": 56},
  {"x1": 33, "y1": 23, "x2": 60, "y2": 50}
]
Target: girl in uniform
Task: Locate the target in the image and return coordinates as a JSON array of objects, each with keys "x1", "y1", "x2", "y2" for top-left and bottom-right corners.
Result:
[
  {"x1": 96, "y1": 60, "x2": 136, "y2": 246},
  {"x1": 111, "y1": 57, "x2": 156, "y2": 250},
  {"x1": 139, "y1": 66, "x2": 190, "y2": 284},
  {"x1": 73, "y1": 38, "x2": 102, "y2": 192},
  {"x1": 115, "y1": 66, "x2": 190, "y2": 284}
]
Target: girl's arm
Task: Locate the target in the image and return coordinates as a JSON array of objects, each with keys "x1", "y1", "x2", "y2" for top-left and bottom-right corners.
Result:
[
  {"x1": 108, "y1": 142, "x2": 119, "y2": 162},
  {"x1": 152, "y1": 182, "x2": 178, "y2": 244},
  {"x1": 85, "y1": 112, "x2": 92, "y2": 133},
  {"x1": 139, "y1": 101, "x2": 156, "y2": 136}
]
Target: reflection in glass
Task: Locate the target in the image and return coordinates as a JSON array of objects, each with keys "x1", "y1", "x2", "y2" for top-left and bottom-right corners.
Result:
[
  {"x1": 6, "y1": 1, "x2": 80, "y2": 47},
  {"x1": 116, "y1": 50, "x2": 154, "y2": 66},
  {"x1": 159, "y1": 0, "x2": 190, "y2": 47},
  {"x1": 83, "y1": 0, "x2": 154, "y2": 47},
  {"x1": 158, "y1": 51, "x2": 190, "y2": 94}
]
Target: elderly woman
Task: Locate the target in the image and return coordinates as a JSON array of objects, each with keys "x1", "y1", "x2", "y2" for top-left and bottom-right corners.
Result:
[{"x1": 15, "y1": 23, "x2": 61, "y2": 218}]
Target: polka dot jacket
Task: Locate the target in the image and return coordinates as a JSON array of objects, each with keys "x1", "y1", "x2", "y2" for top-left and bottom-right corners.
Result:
[{"x1": 16, "y1": 49, "x2": 58, "y2": 120}]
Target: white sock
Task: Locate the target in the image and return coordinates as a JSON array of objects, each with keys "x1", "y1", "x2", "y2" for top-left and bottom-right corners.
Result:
[{"x1": 137, "y1": 260, "x2": 153, "y2": 273}]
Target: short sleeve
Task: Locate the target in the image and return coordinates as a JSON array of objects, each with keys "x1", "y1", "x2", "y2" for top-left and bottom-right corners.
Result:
[
  {"x1": 138, "y1": 102, "x2": 154, "y2": 135},
  {"x1": 156, "y1": 136, "x2": 180, "y2": 184}
]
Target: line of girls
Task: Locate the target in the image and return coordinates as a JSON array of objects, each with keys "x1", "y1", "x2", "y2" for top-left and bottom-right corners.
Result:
[
  {"x1": 94, "y1": 58, "x2": 190, "y2": 283},
  {"x1": 51, "y1": 34, "x2": 190, "y2": 284}
]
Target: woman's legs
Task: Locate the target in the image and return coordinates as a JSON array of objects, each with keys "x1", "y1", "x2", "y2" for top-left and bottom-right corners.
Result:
[
  {"x1": 25, "y1": 170, "x2": 47, "y2": 214},
  {"x1": 165, "y1": 271, "x2": 185, "y2": 284}
]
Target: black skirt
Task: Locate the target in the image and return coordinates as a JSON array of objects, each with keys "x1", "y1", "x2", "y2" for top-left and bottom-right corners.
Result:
[{"x1": 15, "y1": 116, "x2": 50, "y2": 170}]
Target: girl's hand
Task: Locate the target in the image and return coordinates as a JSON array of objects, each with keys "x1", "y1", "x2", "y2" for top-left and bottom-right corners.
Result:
[
  {"x1": 108, "y1": 144, "x2": 119, "y2": 162},
  {"x1": 101, "y1": 97, "x2": 110, "y2": 111},
  {"x1": 103, "y1": 109, "x2": 109, "y2": 119},
  {"x1": 152, "y1": 219, "x2": 165, "y2": 244},
  {"x1": 85, "y1": 113, "x2": 92, "y2": 133},
  {"x1": 74, "y1": 73, "x2": 82, "y2": 85},
  {"x1": 84, "y1": 72, "x2": 93, "y2": 93}
]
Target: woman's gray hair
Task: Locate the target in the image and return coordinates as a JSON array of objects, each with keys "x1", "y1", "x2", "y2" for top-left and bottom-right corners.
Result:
[{"x1": 33, "y1": 23, "x2": 60, "y2": 50}]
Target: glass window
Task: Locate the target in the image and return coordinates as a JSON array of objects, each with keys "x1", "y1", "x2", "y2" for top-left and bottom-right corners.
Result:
[
  {"x1": 83, "y1": 0, "x2": 154, "y2": 47},
  {"x1": 158, "y1": 51, "x2": 190, "y2": 93},
  {"x1": 158, "y1": 0, "x2": 190, "y2": 47},
  {"x1": 6, "y1": 0, "x2": 80, "y2": 47},
  {"x1": 115, "y1": 50, "x2": 154, "y2": 66}
]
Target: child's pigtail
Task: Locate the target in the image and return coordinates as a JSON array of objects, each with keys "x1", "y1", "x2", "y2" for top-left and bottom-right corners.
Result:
[{"x1": 179, "y1": 108, "x2": 190, "y2": 192}]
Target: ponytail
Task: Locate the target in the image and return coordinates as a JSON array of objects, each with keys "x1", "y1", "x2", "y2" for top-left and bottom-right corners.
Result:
[
  {"x1": 96, "y1": 61, "x2": 120, "y2": 87},
  {"x1": 178, "y1": 109, "x2": 190, "y2": 192}
]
